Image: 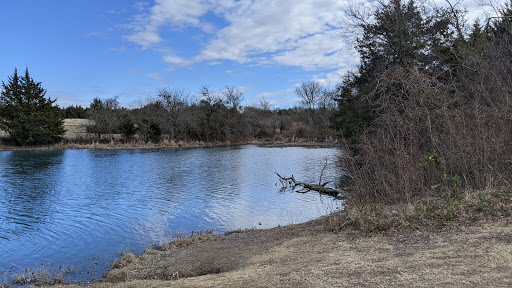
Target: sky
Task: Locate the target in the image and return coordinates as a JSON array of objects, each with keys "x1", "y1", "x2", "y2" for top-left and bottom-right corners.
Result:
[{"x1": 0, "y1": 0, "x2": 506, "y2": 109}]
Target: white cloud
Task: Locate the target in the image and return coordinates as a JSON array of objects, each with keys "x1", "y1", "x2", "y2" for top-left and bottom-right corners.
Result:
[
  {"x1": 271, "y1": 30, "x2": 357, "y2": 70},
  {"x1": 125, "y1": 30, "x2": 162, "y2": 48},
  {"x1": 147, "y1": 72, "x2": 162, "y2": 80},
  {"x1": 162, "y1": 54, "x2": 189, "y2": 64},
  {"x1": 256, "y1": 88, "x2": 294, "y2": 99},
  {"x1": 123, "y1": 0, "x2": 217, "y2": 49},
  {"x1": 313, "y1": 69, "x2": 345, "y2": 87},
  {"x1": 125, "y1": 0, "x2": 349, "y2": 70},
  {"x1": 134, "y1": 2, "x2": 151, "y2": 12},
  {"x1": 124, "y1": 0, "x2": 509, "y2": 70},
  {"x1": 120, "y1": 0, "x2": 509, "y2": 109},
  {"x1": 195, "y1": 0, "x2": 347, "y2": 68}
]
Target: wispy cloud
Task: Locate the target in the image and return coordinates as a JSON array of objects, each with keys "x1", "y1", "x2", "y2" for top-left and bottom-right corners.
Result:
[
  {"x1": 124, "y1": 0, "x2": 353, "y2": 70},
  {"x1": 147, "y1": 72, "x2": 162, "y2": 81},
  {"x1": 124, "y1": 0, "x2": 217, "y2": 49},
  {"x1": 194, "y1": 0, "x2": 352, "y2": 69},
  {"x1": 253, "y1": 88, "x2": 297, "y2": 107},
  {"x1": 123, "y1": 0, "x2": 509, "y2": 80}
]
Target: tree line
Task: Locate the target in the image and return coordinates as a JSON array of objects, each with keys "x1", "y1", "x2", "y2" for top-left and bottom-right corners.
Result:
[
  {"x1": 0, "y1": 71, "x2": 338, "y2": 145},
  {"x1": 81, "y1": 83, "x2": 337, "y2": 144}
]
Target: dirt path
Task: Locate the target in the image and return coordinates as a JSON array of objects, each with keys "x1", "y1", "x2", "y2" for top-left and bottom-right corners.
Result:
[{"x1": 52, "y1": 217, "x2": 511, "y2": 288}]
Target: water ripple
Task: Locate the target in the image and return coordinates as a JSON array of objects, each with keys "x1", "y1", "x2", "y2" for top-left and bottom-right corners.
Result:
[{"x1": 0, "y1": 146, "x2": 343, "y2": 282}]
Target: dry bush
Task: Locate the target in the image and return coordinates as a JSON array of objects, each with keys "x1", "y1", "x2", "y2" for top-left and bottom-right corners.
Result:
[{"x1": 346, "y1": 63, "x2": 512, "y2": 206}]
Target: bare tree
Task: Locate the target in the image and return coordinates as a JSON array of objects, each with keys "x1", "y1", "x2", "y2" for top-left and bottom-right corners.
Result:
[
  {"x1": 158, "y1": 88, "x2": 189, "y2": 139},
  {"x1": 318, "y1": 88, "x2": 336, "y2": 110},
  {"x1": 296, "y1": 81, "x2": 323, "y2": 124},
  {"x1": 296, "y1": 81, "x2": 322, "y2": 110},
  {"x1": 222, "y1": 86, "x2": 244, "y2": 112},
  {"x1": 87, "y1": 96, "x2": 120, "y2": 140},
  {"x1": 199, "y1": 85, "x2": 224, "y2": 141},
  {"x1": 258, "y1": 96, "x2": 272, "y2": 111},
  {"x1": 104, "y1": 96, "x2": 120, "y2": 110}
]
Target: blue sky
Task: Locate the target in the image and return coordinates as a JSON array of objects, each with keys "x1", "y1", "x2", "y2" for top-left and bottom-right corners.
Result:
[{"x1": 0, "y1": 0, "x2": 505, "y2": 108}]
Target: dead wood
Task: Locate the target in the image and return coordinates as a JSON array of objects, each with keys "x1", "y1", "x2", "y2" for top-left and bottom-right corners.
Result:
[{"x1": 275, "y1": 172, "x2": 344, "y2": 198}]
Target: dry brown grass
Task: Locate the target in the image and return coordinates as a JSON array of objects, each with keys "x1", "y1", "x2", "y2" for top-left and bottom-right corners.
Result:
[
  {"x1": 44, "y1": 216, "x2": 511, "y2": 288},
  {"x1": 0, "y1": 139, "x2": 340, "y2": 152},
  {"x1": 326, "y1": 188, "x2": 512, "y2": 233}
]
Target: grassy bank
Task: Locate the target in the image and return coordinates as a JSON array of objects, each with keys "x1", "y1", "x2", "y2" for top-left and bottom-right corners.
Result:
[
  {"x1": 84, "y1": 218, "x2": 512, "y2": 288},
  {"x1": 0, "y1": 138, "x2": 340, "y2": 151},
  {"x1": 327, "y1": 187, "x2": 512, "y2": 232}
]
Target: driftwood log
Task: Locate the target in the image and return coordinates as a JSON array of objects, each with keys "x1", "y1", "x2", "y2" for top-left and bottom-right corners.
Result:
[{"x1": 275, "y1": 172, "x2": 344, "y2": 198}]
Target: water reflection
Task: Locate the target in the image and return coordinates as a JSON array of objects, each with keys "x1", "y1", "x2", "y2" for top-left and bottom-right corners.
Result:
[{"x1": 0, "y1": 146, "x2": 343, "y2": 283}]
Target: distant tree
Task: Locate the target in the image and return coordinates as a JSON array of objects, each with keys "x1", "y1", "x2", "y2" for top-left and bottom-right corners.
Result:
[
  {"x1": 119, "y1": 114, "x2": 138, "y2": 140},
  {"x1": 258, "y1": 96, "x2": 272, "y2": 111},
  {"x1": 222, "y1": 86, "x2": 244, "y2": 112},
  {"x1": 87, "y1": 97, "x2": 120, "y2": 139},
  {"x1": 317, "y1": 88, "x2": 336, "y2": 111},
  {"x1": 0, "y1": 68, "x2": 65, "y2": 145},
  {"x1": 133, "y1": 102, "x2": 167, "y2": 142},
  {"x1": 222, "y1": 86, "x2": 245, "y2": 138},
  {"x1": 62, "y1": 105, "x2": 87, "y2": 118},
  {"x1": 90, "y1": 98, "x2": 103, "y2": 112},
  {"x1": 148, "y1": 121, "x2": 162, "y2": 143},
  {"x1": 158, "y1": 88, "x2": 189, "y2": 139},
  {"x1": 296, "y1": 81, "x2": 322, "y2": 110},
  {"x1": 198, "y1": 85, "x2": 224, "y2": 141},
  {"x1": 103, "y1": 96, "x2": 120, "y2": 110},
  {"x1": 295, "y1": 81, "x2": 322, "y2": 124}
]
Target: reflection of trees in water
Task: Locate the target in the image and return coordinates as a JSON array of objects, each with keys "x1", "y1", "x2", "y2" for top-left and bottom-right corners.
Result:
[{"x1": 0, "y1": 150, "x2": 64, "y2": 238}]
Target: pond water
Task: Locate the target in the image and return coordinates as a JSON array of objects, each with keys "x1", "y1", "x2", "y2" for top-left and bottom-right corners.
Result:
[{"x1": 0, "y1": 145, "x2": 343, "y2": 284}]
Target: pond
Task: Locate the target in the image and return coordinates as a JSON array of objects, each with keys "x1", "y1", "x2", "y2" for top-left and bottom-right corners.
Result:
[{"x1": 0, "y1": 145, "x2": 343, "y2": 284}]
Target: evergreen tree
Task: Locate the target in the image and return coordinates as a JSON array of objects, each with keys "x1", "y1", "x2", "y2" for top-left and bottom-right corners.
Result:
[
  {"x1": 0, "y1": 68, "x2": 65, "y2": 145},
  {"x1": 330, "y1": 84, "x2": 372, "y2": 140},
  {"x1": 119, "y1": 114, "x2": 138, "y2": 140},
  {"x1": 332, "y1": 0, "x2": 455, "y2": 139},
  {"x1": 355, "y1": 0, "x2": 452, "y2": 89},
  {"x1": 62, "y1": 105, "x2": 87, "y2": 118},
  {"x1": 148, "y1": 122, "x2": 162, "y2": 143}
]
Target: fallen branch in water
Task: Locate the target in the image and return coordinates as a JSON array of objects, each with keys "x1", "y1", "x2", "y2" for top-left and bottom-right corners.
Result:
[{"x1": 275, "y1": 172, "x2": 344, "y2": 198}]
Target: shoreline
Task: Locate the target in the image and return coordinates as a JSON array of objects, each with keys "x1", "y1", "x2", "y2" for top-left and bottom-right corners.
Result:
[
  {"x1": 0, "y1": 139, "x2": 341, "y2": 152},
  {"x1": 43, "y1": 214, "x2": 511, "y2": 288},
  {"x1": 64, "y1": 186, "x2": 512, "y2": 287},
  {"x1": 3, "y1": 198, "x2": 511, "y2": 287}
]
